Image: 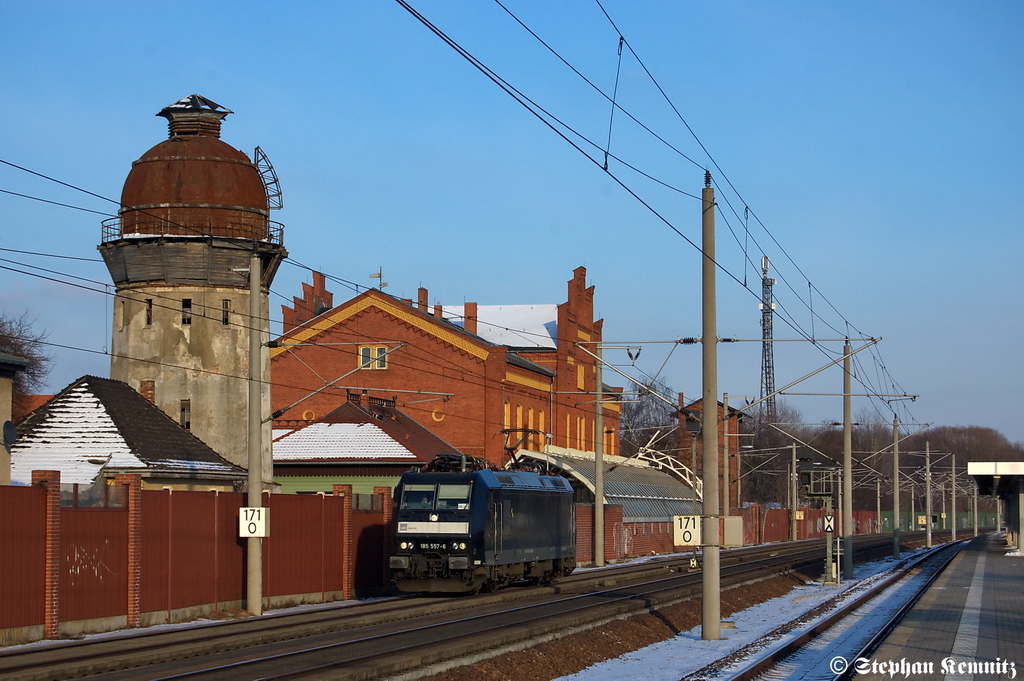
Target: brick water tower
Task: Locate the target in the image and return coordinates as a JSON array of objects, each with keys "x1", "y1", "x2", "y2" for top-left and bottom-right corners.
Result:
[{"x1": 98, "y1": 95, "x2": 287, "y2": 476}]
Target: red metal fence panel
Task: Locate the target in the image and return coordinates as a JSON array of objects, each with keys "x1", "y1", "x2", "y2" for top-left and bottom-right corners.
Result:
[
  {"x1": 59, "y1": 508, "x2": 128, "y2": 622},
  {"x1": 762, "y1": 508, "x2": 790, "y2": 543},
  {"x1": 266, "y1": 494, "x2": 324, "y2": 598},
  {"x1": 0, "y1": 486, "x2": 46, "y2": 629},
  {"x1": 140, "y1": 490, "x2": 170, "y2": 614},
  {"x1": 167, "y1": 491, "x2": 218, "y2": 611},
  {"x1": 141, "y1": 490, "x2": 247, "y2": 616},
  {"x1": 351, "y1": 506, "x2": 386, "y2": 594},
  {"x1": 323, "y1": 496, "x2": 347, "y2": 595},
  {"x1": 214, "y1": 492, "x2": 246, "y2": 607},
  {"x1": 265, "y1": 494, "x2": 356, "y2": 598}
]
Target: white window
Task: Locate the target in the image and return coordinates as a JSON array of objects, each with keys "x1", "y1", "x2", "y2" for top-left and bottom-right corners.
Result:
[{"x1": 359, "y1": 345, "x2": 388, "y2": 370}]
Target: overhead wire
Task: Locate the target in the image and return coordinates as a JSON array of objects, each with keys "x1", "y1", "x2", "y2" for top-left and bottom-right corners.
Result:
[{"x1": 3, "y1": 5, "x2": 916, "y2": 427}]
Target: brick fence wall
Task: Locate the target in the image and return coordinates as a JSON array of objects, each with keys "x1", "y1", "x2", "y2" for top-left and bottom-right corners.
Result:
[{"x1": 0, "y1": 472, "x2": 389, "y2": 645}]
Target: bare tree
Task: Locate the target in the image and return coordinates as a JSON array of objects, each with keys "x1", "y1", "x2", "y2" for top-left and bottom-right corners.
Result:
[
  {"x1": 619, "y1": 378, "x2": 679, "y2": 460},
  {"x1": 0, "y1": 311, "x2": 53, "y2": 413},
  {"x1": 742, "y1": 400, "x2": 806, "y2": 505}
]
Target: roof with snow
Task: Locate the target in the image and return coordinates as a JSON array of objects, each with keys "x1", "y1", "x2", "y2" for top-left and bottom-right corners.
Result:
[
  {"x1": 10, "y1": 375, "x2": 245, "y2": 486},
  {"x1": 442, "y1": 304, "x2": 558, "y2": 349},
  {"x1": 273, "y1": 399, "x2": 461, "y2": 465}
]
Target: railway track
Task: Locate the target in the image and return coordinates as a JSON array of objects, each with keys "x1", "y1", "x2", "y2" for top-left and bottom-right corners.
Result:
[
  {"x1": 685, "y1": 540, "x2": 964, "y2": 681},
  {"x1": 0, "y1": 533, "x2": 943, "y2": 681}
]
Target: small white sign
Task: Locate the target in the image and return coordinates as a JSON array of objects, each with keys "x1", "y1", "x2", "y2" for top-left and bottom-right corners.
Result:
[
  {"x1": 824, "y1": 515, "x2": 835, "y2": 533},
  {"x1": 397, "y1": 521, "x2": 469, "y2": 535},
  {"x1": 689, "y1": 556, "x2": 700, "y2": 570},
  {"x1": 240, "y1": 507, "x2": 269, "y2": 537},
  {"x1": 673, "y1": 515, "x2": 702, "y2": 546}
]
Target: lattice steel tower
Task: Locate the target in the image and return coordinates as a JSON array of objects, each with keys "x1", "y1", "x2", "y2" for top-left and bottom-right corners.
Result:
[{"x1": 759, "y1": 257, "x2": 777, "y2": 424}]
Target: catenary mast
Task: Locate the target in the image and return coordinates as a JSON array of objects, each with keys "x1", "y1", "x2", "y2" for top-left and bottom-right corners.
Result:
[{"x1": 759, "y1": 257, "x2": 776, "y2": 425}]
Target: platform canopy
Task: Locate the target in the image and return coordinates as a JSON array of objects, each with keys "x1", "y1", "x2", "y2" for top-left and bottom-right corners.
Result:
[
  {"x1": 514, "y1": 446, "x2": 701, "y2": 523},
  {"x1": 968, "y1": 461, "x2": 1024, "y2": 548},
  {"x1": 967, "y1": 461, "x2": 1024, "y2": 496}
]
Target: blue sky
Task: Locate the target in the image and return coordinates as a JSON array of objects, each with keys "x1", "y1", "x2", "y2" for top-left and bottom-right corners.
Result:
[{"x1": 1, "y1": 1, "x2": 1022, "y2": 444}]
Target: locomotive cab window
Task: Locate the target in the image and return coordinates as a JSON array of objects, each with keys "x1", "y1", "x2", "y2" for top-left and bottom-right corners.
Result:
[
  {"x1": 401, "y1": 484, "x2": 436, "y2": 509},
  {"x1": 436, "y1": 484, "x2": 471, "y2": 510}
]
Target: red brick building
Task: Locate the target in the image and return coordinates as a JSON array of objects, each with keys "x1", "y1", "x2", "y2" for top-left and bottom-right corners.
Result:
[
  {"x1": 271, "y1": 267, "x2": 620, "y2": 466},
  {"x1": 677, "y1": 396, "x2": 743, "y2": 512}
]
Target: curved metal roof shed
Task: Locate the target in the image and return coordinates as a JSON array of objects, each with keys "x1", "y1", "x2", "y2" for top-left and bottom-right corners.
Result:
[{"x1": 514, "y1": 447, "x2": 701, "y2": 522}]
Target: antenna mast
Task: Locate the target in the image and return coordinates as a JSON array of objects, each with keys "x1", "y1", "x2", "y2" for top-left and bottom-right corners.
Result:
[{"x1": 759, "y1": 257, "x2": 777, "y2": 424}]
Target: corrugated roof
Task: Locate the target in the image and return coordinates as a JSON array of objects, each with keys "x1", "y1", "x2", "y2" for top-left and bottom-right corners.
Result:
[
  {"x1": 516, "y1": 449, "x2": 702, "y2": 522},
  {"x1": 11, "y1": 375, "x2": 245, "y2": 485}
]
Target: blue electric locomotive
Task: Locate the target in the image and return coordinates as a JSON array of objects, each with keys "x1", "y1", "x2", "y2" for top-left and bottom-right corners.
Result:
[{"x1": 388, "y1": 462, "x2": 576, "y2": 593}]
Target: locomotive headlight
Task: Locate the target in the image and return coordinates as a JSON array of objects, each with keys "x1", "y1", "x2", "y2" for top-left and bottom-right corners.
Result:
[
  {"x1": 400, "y1": 542, "x2": 408, "y2": 550},
  {"x1": 430, "y1": 514, "x2": 439, "y2": 522},
  {"x1": 459, "y1": 542, "x2": 466, "y2": 550}
]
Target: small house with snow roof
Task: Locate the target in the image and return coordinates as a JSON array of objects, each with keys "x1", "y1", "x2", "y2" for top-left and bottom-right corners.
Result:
[
  {"x1": 10, "y1": 375, "x2": 246, "y2": 492},
  {"x1": 272, "y1": 393, "x2": 461, "y2": 494}
]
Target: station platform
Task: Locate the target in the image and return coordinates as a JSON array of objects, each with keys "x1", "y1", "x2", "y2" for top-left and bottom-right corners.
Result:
[{"x1": 863, "y1": 533, "x2": 1024, "y2": 678}]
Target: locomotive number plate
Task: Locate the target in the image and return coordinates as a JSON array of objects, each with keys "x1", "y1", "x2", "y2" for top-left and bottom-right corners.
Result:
[{"x1": 398, "y1": 521, "x2": 469, "y2": 534}]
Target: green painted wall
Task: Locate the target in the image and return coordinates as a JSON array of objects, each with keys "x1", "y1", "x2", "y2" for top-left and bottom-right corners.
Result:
[{"x1": 275, "y1": 475, "x2": 400, "y2": 495}]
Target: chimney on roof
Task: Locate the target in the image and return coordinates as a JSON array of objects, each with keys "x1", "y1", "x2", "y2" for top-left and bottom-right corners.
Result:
[
  {"x1": 434, "y1": 303, "x2": 443, "y2": 318},
  {"x1": 157, "y1": 94, "x2": 232, "y2": 139},
  {"x1": 417, "y1": 287, "x2": 428, "y2": 313},
  {"x1": 464, "y1": 302, "x2": 478, "y2": 334}
]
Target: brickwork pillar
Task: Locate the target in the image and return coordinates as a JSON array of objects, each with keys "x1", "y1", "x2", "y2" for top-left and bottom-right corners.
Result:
[
  {"x1": 333, "y1": 484, "x2": 353, "y2": 599},
  {"x1": 374, "y1": 486, "x2": 393, "y2": 591},
  {"x1": 114, "y1": 473, "x2": 143, "y2": 628},
  {"x1": 32, "y1": 470, "x2": 61, "y2": 639}
]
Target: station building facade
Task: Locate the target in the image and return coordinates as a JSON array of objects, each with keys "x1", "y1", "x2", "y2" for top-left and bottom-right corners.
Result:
[{"x1": 270, "y1": 267, "x2": 620, "y2": 467}]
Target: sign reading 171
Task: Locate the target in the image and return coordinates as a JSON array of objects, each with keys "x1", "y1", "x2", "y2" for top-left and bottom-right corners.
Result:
[
  {"x1": 239, "y1": 507, "x2": 269, "y2": 538},
  {"x1": 673, "y1": 515, "x2": 702, "y2": 547}
]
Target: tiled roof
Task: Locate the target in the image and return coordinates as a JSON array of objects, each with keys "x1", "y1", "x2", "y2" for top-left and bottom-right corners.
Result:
[
  {"x1": 273, "y1": 401, "x2": 461, "y2": 465},
  {"x1": 11, "y1": 376, "x2": 244, "y2": 485},
  {"x1": 273, "y1": 422, "x2": 419, "y2": 462}
]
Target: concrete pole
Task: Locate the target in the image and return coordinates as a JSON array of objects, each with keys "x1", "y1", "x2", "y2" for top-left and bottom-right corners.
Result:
[
  {"x1": 790, "y1": 443, "x2": 798, "y2": 542},
  {"x1": 892, "y1": 417, "x2": 900, "y2": 560},
  {"x1": 842, "y1": 341, "x2": 853, "y2": 579},
  {"x1": 940, "y1": 481, "x2": 946, "y2": 530},
  {"x1": 973, "y1": 482, "x2": 978, "y2": 537},
  {"x1": 247, "y1": 249, "x2": 263, "y2": 616},
  {"x1": 876, "y1": 478, "x2": 881, "y2": 533},
  {"x1": 951, "y1": 454, "x2": 957, "y2": 541},
  {"x1": 722, "y1": 393, "x2": 729, "y2": 515},
  {"x1": 825, "y1": 494, "x2": 834, "y2": 583},
  {"x1": 595, "y1": 344, "x2": 605, "y2": 567},
  {"x1": 701, "y1": 173, "x2": 721, "y2": 641},
  {"x1": 925, "y1": 442, "x2": 932, "y2": 549}
]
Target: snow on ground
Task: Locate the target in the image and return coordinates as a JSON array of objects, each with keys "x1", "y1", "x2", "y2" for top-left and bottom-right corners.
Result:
[{"x1": 555, "y1": 549, "x2": 934, "y2": 681}]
